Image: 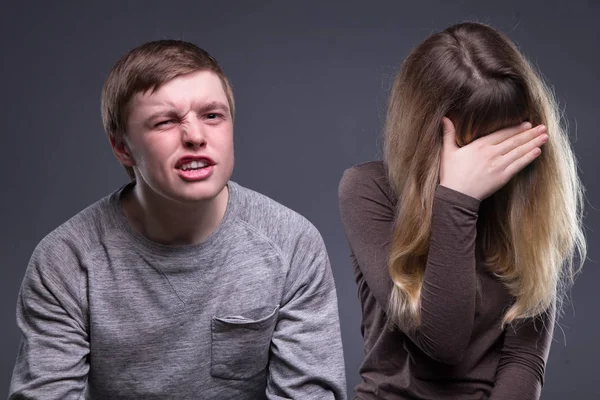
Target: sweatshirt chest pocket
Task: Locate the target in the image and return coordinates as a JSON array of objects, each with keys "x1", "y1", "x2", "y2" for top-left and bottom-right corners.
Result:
[{"x1": 210, "y1": 305, "x2": 279, "y2": 380}]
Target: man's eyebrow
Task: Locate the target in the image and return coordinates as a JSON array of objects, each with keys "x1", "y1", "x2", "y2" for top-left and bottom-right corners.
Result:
[
  {"x1": 197, "y1": 101, "x2": 230, "y2": 114},
  {"x1": 144, "y1": 101, "x2": 230, "y2": 122}
]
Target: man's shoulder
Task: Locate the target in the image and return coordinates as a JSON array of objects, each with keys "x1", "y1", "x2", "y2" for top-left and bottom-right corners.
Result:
[
  {"x1": 32, "y1": 190, "x2": 118, "y2": 265},
  {"x1": 229, "y1": 181, "x2": 323, "y2": 252}
]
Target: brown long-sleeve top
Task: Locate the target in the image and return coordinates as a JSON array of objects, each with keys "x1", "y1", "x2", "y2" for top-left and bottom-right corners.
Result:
[{"x1": 338, "y1": 161, "x2": 555, "y2": 400}]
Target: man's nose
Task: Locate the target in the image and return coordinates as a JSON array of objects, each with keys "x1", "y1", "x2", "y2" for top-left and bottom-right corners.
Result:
[{"x1": 181, "y1": 120, "x2": 207, "y2": 149}]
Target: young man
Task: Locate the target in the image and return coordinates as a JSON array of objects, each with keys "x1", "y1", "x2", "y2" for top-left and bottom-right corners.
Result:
[{"x1": 9, "y1": 40, "x2": 346, "y2": 399}]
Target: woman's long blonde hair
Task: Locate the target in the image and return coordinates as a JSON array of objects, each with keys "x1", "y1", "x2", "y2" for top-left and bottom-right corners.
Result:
[{"x1": 384, "y1": 22, "x2": 586, "y2": 330}]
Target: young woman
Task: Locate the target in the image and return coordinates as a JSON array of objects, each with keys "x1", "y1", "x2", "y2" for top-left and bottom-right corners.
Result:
[{"x1": 339, "y1": 22, "x2": 586, "y2": 400}]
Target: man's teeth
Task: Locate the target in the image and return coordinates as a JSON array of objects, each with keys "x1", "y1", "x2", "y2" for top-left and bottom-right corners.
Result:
[{"x1": 180, "y1": 161, "x2": 208, "y2": 170}]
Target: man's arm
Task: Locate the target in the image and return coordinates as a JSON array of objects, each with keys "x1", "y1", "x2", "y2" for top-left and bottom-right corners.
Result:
[
  {"x1": 266, "y1": 218, "x2": 347, "y2": 400},
  {"x1": 489, "y1": 304, "x2": 556, "y2": 400},
  {"x1": 9, "y1": 238, "x2": 90, "y2": 400}
]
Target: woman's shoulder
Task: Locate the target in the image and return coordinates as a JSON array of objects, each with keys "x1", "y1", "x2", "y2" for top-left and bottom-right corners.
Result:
[
  {"x1": 344, "y1": 160, "x2": 385, "y2": 177},
  {"x1": 339, "y1": 161, "x2": 396, "y2": 205}
]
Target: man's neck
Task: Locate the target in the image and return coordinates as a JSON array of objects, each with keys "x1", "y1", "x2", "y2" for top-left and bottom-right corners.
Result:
[{"x1": 121, "y1": 182, "x2": 229, "y2": 246}]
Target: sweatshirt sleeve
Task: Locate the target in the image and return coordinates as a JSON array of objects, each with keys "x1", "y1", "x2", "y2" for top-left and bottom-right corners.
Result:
[
  {"x1": 9, "y1": 236, "x2": 90, "y2": 400},
  {"x1": 265, "y1": 218, "x2": 347, "y2": 400},
  {"x1": 489, "y1": 304, "x2": 555, "y2": 400},
  {"x1": 338, "y1": 163, "x2": 480, "y2": 365}
]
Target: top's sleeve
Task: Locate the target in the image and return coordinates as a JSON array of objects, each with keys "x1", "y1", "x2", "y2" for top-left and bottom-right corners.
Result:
[
  {"x1": 489, "y1": 304, "x2": 556, "y2": 400},
  {"x1": 9, "y1": 237, "x2": 90, "y2": 400},
  {"x1": 265, "y1": 219, "x2": 347, "y2": 400},
  {"x1": 338, "y1": 164, "x2": 481, "y2": 365}
]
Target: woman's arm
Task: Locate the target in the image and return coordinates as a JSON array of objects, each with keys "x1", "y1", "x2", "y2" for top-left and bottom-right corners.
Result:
[
  {"x1": 339, "y1": 162, "x2": 480, "y2": 364},
  {"x1": 489, "y1": 305, "x2": 556, "y2": 400},
  {"x1": 339, "y1": 121, "x2": 545, "y2": 365}
]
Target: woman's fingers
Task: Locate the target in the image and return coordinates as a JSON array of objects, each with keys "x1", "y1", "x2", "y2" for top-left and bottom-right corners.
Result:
[
  {"x1": 503, "y1": 147, "x2": 543, "y2": 179},
  {"x1": 501, "y1": 132, "x2": 548, "y2": 170},
  {"x1": 439, "y1": 117, "x2": 547, "y2": 200},
  {"x1": 495, "y1": 125, "x2": 547, "y2": 155},
  {"x1": 484, "y1": 121, "x2": 532, "y2": 145}
]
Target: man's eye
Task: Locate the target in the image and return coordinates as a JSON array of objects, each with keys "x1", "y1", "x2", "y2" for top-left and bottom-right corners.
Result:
[
  {"x1": 155, "y1": 120, "x2": 175, "y2": 128},
  {"x1": 205, "y1": 113, "x2": 223, "y2": 120}
]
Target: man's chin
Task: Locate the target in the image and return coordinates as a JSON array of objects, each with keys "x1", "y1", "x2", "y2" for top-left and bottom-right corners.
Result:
[{"x1": 173, "y1": 182, "x2": 228, "y2": 205}]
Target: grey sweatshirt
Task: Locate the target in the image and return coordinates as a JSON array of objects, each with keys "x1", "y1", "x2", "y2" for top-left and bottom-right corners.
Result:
[{"x1": 9, "y1": 181, "x2": 347, "y2": 400}]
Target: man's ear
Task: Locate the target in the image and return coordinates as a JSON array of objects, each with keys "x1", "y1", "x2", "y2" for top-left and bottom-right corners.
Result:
[{"x1": 109, "y1": 134, "x2": 136, "y2": 167}]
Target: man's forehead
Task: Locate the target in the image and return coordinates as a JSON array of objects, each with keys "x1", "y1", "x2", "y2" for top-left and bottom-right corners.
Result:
[{"x1": 130, "y1": 72, "x2": 227, "y2": 111}]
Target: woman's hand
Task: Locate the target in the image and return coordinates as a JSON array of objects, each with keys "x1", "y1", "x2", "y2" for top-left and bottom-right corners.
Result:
[{"x1": 439, "y1": 117, "x2": 548, "y2": 200}]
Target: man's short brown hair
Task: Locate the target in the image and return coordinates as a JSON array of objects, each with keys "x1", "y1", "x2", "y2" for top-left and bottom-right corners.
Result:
[{"x1": 101, "y1": 40, "x2": 235, "y2": 180}]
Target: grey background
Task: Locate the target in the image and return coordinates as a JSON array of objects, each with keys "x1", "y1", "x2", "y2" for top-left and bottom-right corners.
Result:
[{"x1": 1, "y1": 1, "x2": 598, "y2": 398}]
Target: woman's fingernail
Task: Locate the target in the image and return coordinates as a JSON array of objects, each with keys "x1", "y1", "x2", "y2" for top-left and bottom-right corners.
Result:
[{"x1": 522, "y1": 122, "x2": 532, "y2": 129}]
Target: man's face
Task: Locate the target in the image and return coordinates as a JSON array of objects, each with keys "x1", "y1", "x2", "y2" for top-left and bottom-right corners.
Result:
[{"x1": 118, "y1": 70, "x2": 234, "y2": 204}]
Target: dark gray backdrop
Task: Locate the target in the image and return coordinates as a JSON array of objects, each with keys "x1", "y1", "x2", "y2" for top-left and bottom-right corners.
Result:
[{"x1": 2, "y1": 1, "x2": 598, "y2": 398}]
